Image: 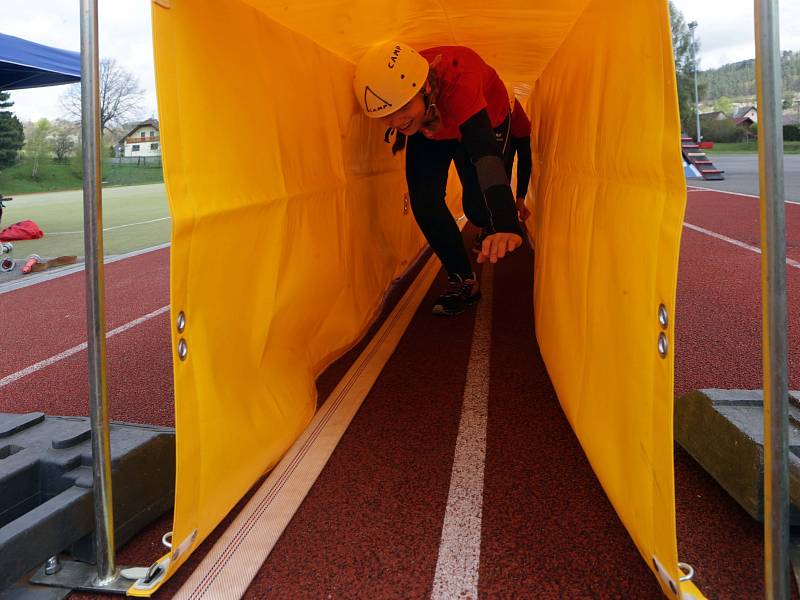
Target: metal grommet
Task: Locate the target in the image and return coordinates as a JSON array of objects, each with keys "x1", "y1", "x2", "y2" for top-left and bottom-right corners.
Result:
[
  {"x1": 176, "y1": 311, "x2": 186, "y2": 333},
  {"x1": 658, "y1": 332, "x2": 668, "y2": 358},
  {"x1": 678, "y1": 562, "x2": 695, "y2": 582},
  {"x1": 177, "y1": 338, "x2": 188, "y2": 361},
  {"x1": 658, "y1": 304, "x2": 669, "y2": 329}
]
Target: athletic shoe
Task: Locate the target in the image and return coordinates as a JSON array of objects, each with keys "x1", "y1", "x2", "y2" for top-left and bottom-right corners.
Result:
[
  {"x1": 432, "y1": 273, "x2": 481, "y2": 316},
  {"x1": 472, "y1": 228, "x2": 488, "y2": 254}
]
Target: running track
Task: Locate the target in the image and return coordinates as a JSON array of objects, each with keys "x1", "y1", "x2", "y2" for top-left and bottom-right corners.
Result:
[{"x1": 1, "y1": 187, "x2": 798, "y2": 598}]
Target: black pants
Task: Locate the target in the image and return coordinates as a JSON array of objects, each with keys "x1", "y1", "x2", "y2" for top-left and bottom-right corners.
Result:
[{"x1": 405, "y1": 115, "x2": 511, "y2": 279}]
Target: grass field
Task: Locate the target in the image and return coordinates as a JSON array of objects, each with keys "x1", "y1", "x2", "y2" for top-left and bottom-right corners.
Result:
[
  {"x1": 709, "y1": 141, "x2": 800, "y2": 154},
  {"x1": 1, "y1": 183, "x2": 170, "y2": 259},
  {"x1": 0, "y1": 158, "x2": 164, "y2": 195}
]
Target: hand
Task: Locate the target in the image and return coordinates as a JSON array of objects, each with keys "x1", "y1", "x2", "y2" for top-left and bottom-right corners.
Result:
[
  {"x1": 516, "y1": 198, "x2": 531, "y2": 221},
  {"x1": 477, "y1": 232, "x2": 522, "y2": 264}
]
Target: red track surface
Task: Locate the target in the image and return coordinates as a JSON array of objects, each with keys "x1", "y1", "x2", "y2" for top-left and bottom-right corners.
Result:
[{"x1": 1, "y1": 188, "x2": 798, "y2": 598}]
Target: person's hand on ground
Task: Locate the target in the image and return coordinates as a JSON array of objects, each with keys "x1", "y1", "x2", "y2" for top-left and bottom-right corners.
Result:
[
  {"x1": 477, "y1": 232, "x2": 522, "y2": 264},
  {"x1": 516, "y1": 198, "x2": 531, "y2": 221}
]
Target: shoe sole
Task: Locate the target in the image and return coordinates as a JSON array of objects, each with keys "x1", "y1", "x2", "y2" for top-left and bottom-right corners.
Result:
[{"x1": 431, "y1": 292, "x2": 481, "y2": 316}]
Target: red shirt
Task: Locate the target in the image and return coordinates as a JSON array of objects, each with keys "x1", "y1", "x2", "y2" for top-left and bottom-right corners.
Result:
[
  {"x1": 510, "y1": 98, "x2": 531, "y2": 138},
  {"x1": 419, "y1": 46, "x2": 510, "y2": 141}
]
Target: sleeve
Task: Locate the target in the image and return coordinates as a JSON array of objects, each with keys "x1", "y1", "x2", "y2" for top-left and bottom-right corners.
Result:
[
  {"x1": 509, "y1": 99, "x2": 532, "y2": 137},
  {"x1": 459, "y1": 109, "x2": 523, "y2": 236},
  {"x1": 513, "y1": 135, "x2": 532, "y2": 200}
]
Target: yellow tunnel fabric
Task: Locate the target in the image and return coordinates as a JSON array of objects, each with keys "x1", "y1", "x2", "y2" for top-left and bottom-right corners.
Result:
[
  {"x1": 138, "y1": 1, "x2": 701, "y2": 597},
  {"x1": 528, "y1": 0, "x2": 702, "y2": 597}
]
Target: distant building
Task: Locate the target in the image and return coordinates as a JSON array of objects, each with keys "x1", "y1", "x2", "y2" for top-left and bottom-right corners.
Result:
[
  {"x1": 733, "y1": 106, "x2": 757, "y2": 127},
  {"x1": 700, "y1": 111, "x2": 728, "y2": 121},
  {"x1": 120, "y1": 119, "x2": 160, "y2": 158},
  {"x1": 783, "y1": 112, "x2": 800, "y2": 126}
]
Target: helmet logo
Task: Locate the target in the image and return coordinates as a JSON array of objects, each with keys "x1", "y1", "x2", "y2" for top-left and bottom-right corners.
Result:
[
  {"x1": 364, "y1": 86, "x2": 393, "y2": 114},
  {"x1": 387, "y1": 45, "x2": 401, "y2": 69}
]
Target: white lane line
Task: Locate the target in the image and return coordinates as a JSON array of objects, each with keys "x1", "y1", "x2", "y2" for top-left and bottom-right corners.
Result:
[
  {"x1": 0, "y1": 305, "x2": 170, "y2": 389},
  {"x1": 431, "y1": 265, "x2": 493, "y2": 600},
  {"x1": 687, "y1": 185, "x2": 800, "y2": 205},
  {"x1": 683, "y1": 222, "x2": 800, "y2": 269},
  {"x1": 47, "y1": 216, "x2": 171, "y2": 235}
]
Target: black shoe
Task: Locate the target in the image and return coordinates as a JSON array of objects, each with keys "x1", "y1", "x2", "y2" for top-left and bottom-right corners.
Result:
[
  {"x1": 472, "y1": 228, "x2": 488, "y2": 254},
  {"x1": 432, "y1": 273, "x2": 481, "y2": 316}
]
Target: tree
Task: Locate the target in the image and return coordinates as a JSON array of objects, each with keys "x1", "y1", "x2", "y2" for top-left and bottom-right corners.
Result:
[
  {"x1": 0, "y1": 91, "x2": 24, "y2": 167},
  {"x1": 60, "y1": 58, "x2": 144, "y2": 135},
  {"x1": 24, "y1": 118, "x2": 54, "y2": 179},
  {"x1": 669, "y1": 2, "x2": 701, "y2": 137},
  {"x1": 51, "y1": 119, "x2": 78, "y2": 162},
  {"x1": 713, "y1": 96, "x2": 733, "y2": 116}
]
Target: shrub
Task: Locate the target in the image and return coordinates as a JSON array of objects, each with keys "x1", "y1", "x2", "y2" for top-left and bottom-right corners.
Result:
[
  {"x1": 701, "y1": 118, "x2": 747, "y2": 143},
  {"x1": 784, "y1": 124, "x2": 800, "y2": 142}
]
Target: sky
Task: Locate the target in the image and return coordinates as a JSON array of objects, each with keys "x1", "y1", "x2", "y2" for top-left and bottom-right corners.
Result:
[
  {"x1": 671, "y1": 0, "x2": 800, "y2": 71},
  {"x1": 4, "y1": 1, "x2": 157, "y2": 123},
  {"x1": 3, "y1": 0, "x2": 800, "y2": 122}
]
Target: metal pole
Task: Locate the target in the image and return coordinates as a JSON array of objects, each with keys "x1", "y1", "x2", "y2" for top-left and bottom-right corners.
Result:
[
  {"x1": 688, "y1": 21, "x2": 701, "y2": 143},
  {"x1": 80, "y1": 0, "x2": 117, "y2": 585},
  {"x1": 755, "y1": 0, "x2": 789, "y2": 598}
]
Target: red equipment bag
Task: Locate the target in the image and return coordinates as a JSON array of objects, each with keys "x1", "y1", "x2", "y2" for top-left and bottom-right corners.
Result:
[{"x1": 0, "y1": 220, "x2": 44, "y2": 241}]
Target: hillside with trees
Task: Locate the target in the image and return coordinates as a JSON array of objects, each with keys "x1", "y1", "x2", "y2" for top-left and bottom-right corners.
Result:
[{"x1": 699, "y1": 50, "x2": 800, "y2": 101}]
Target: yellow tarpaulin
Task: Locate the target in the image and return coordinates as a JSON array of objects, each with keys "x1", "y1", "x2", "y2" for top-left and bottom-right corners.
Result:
[{"x1": 134, "y1": 1, "x2": 702, "y2": 597}]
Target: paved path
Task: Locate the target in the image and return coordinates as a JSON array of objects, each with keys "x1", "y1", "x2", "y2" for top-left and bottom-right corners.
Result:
[{"x1": 690, "y1": 153, "x2": 800, "y2": 202}]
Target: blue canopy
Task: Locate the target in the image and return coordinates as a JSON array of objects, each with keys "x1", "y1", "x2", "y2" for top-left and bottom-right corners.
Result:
[{"x1": 0, "y1": 32, "x2": 80, "y2": 91}]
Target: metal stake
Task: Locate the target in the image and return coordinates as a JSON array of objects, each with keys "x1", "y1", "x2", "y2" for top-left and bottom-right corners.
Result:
[
  {"x1": 754, "y1": 0, "x2": 790, "y2": 597},
  {"x1": 80, "y1": 0, "x2": 117, "y2": 586}
]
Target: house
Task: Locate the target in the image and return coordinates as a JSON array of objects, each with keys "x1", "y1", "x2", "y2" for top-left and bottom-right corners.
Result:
[
  {"x1": 783, "y1": 112, "x2": 800, "y2": 126},
  {"x1": 120, "y1": 119, "x2": 160, "y2": 158},
  {"x1": 699, "y1": 110, "x2": 727, "y2": 121},
  {"x1": 733, "y1": 106, "x2": 757, "y2": 127}
]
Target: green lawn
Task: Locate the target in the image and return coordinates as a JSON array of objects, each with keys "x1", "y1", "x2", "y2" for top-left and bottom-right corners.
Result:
[
  {"x1": 708, "y1": 141, "x2": 800, "y2": 154},
  {"x1": 0, "y1": 158, "x2": 164, "y2": 195},
  {"x1": 1, "y1": 183, "x2": 170, "y2": 258}
]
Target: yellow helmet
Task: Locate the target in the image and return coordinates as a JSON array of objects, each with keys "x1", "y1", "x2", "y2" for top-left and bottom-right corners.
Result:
[{"x1": 353, "y1": 41, "x2": 429, "y2": 119}]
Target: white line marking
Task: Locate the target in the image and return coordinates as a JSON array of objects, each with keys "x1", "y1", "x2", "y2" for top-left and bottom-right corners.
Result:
[
  {"x1": 687, "y1": 185, "x2": 800, "y2": 205},
  {"x1": 431, "y1": 265, "x2": 493, "y2": 600},
  {"x1": 47, "y1": 216, "x2": 171, "y2": 235},
  {"x1": 0, "y1": 305, "x2": 170, "y2": 389},
  {"x1": 683, "y1": 222, "x2": 800, "y2": 269}
]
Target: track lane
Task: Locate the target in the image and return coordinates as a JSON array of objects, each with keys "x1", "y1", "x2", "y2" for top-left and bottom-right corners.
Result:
[
  {"x1": 0, "y1": 311, "x2": 173, "y2": 426},
  {"x1": 675, "y1": 226, "x2": 800, "y2": 395},
  {"x1": 0, "y1": 247, "x2": 169, "y2": 378},
  {"x1": 685, "y1": 188, "x2": 800, "y2": 263},
  {"x1": 480, "y1": 239, "x2": 662, "y2": 598}
]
